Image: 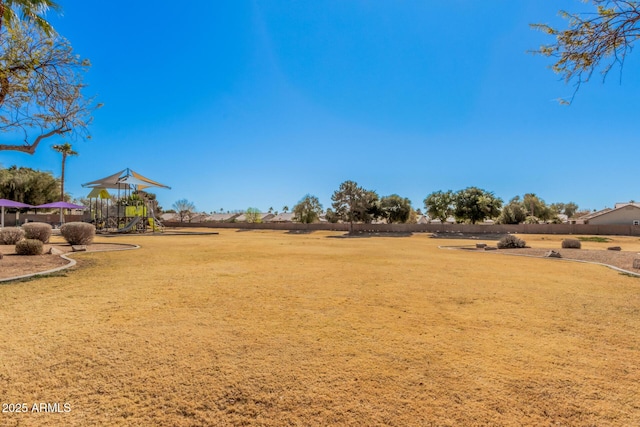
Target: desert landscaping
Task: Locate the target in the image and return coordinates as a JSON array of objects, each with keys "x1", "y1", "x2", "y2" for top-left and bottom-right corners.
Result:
[{"x1": 1, "y1": 230, "x2": 639, "y2": 426}]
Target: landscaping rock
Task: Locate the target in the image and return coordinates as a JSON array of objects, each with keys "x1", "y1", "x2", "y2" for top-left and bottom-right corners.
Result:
[
  {"x1": 72, "y1": 245, "x2": 87, "y2": 252},
  {"x1": 607, "y1": 246, "x2": 622, "y2": 251},
  {"x1": 545, "y1": 250, "x2": 562, "y2": 258},
  {"x1": 476, "y1": 243, "x2": 487, "y2": 249},
  {"x1": 48, "y1": 247, "x2": 63, "y2": 255}
]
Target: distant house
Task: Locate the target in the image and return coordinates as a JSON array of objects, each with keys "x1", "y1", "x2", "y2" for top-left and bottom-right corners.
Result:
[
  {"x1": 416, "y1": 215, "x2": 430, "y2": 224},
  {"x1": 235, "y1": 213, "x2": 275, "y2": 222},
  {"x1": 161, "y1": 212, "x2": 178, "y2": 222},
  {"x1": 204, "y1": 213, "x2": 240, "y2": 222},
  {"x1": 581, "y1": 203, "x2": 640, "y2": 225},
  {"x1": 266, "y1": 213, "x2": 295, "y2": 222}
]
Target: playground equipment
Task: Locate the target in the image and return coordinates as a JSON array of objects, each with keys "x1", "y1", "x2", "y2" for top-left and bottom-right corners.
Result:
[{"x1": 82, "y1": 168, "x2": 170, "y2": 233}]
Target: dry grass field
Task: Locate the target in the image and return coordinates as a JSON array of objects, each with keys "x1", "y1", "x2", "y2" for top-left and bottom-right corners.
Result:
[{"x1": 1, "y1": 230, "x2": 639, "y2": 426}]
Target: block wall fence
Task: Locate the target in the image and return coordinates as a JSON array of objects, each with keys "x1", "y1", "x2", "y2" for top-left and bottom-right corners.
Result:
[
  {"x1": 163, "y1": 221, "x2": 640, "y2": 236},
  {"x1": 5, "y1": 214, "x2": 640, "y2": 236}
]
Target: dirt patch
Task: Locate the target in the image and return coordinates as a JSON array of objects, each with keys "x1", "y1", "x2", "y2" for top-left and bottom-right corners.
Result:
[
  {"x1": 0, "y1": 242, "x2": 135, "y2": 280},
  {"x1": 456, "y1": 246, "x2": 640, "y2": 275}
]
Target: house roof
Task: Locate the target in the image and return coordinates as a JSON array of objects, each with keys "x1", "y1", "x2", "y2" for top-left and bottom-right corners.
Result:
[
  {"x1": 581, "y1": 204, "x2": 640, "y2": 222},
  {"x1": 266, "y1": 213, "x2": 295, "y2": 222},
  {"x1": 579, "y1": 207, "x2": 612, "y2": 220}
]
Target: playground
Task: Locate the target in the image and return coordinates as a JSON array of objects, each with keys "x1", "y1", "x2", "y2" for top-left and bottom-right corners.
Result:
[
  {"x1": 82, "y1": 168, "x2": 169, "y2": 233},
  {"x1": 1, "y1": 230, "x2": 639, "y2": 426}
]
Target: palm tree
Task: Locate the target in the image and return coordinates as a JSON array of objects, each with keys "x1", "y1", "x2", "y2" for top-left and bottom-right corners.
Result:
[
  {"x1": 52, "y1": 142, "x2": 77, "y2": 201},
  {"x1": 282, "y1": 205, "x2": 289, "y2": 213},
  {"x1": 0, "y1": 0, "x2": 60, "y2": 35}
]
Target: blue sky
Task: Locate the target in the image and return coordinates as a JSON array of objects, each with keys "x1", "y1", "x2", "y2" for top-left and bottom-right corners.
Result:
[{"x1": 1, "y1": 1, "x2": 638, "y2": 213}]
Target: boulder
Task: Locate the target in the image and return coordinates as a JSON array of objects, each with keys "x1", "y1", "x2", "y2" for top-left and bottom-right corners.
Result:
[
  {"x1": 71, "y1": 245, "x2": 87, "y2": 252},
  {"x1": 545, "y1": 250, "x2": 562, "y2": 258},
  {"x1": 476, "y1": 243, "x2": 487, "y2": 249}
]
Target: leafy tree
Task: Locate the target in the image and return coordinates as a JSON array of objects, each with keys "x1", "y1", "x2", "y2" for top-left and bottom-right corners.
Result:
[
  {"x1": 380, "y1": 194, "x2": 412, "y2": 224},
  {"x1": 522, "y1": 193, "x2": 554, "y2": 221},
  {"x1": 324, "y1": 208, "x2": 339, "y2": 223},
  {"x1": 551, "y1": 201, "x2": 579, "y2": 218},
  {"x1": 52, "y1": 142, "x2": 77, "y2": 201},
  {"x1": 0, "y1": 165, "x2": 58, "y2": 205},
  {"x1": 331, "y1": 180, "x2": 370, "y2": 233},
  {"x1": 172, "y1": 199, "x2": 195, "y2": 222},
  {"x1": 424, "y1": 190, "x2": 454, "y2": 223},
  {"x1": 357, "y1": 189, "x2": 382, "y2": 224},
  {"x1": 496, "y1": 197, "x2": 527, "y2": 224},
  {"x1": 531, "y1": 1, "x2": 640, "y2": 103},
  {"x1": 245, "y1": 207, "x2": 262, "y2": 223},
  {"x1": 0, "y1": 20, "x2": 97, "y2": 153},
  {"x1": 0, "y1": 0, "x2": 60, "y2": 36},
  {"x1": 563, "y1": 202, "x2": 579, "y2": 218},
  {"x1": 292, "y1": 194, "x2": 323, "y2": 224},
  {"x1": 453, "y1": 187, "x2": 503, "y2": 224}
]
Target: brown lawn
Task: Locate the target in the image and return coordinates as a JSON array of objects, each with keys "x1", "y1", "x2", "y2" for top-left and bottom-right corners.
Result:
[{"x1": 0, "y1": 230, "x2": 639, "y2": 426}]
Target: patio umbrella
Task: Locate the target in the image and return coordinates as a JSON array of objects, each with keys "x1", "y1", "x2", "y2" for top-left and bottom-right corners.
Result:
[
  {"x1": 0, "y1": 199, "x2": 33, "y2": 228},
  {"x1": 35, "y1": 201, "x2": 87, "y2": 224}
]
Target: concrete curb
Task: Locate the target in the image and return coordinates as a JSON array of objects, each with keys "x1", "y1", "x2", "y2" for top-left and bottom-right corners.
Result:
[
  {"x1": 0, "y1": 243, "x2": 140, "y2": 283},
  {"x1": 439, "y1": 245, "x2": 640, "y2": 278}
]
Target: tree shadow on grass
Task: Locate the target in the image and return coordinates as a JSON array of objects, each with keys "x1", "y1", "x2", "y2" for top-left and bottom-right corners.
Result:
[
  {"x1": 327, "y1": 232, "x2": 414, "y2": 239},
  {"x1": 285, "y1": 230, "x2": 314, "y2": 235}
]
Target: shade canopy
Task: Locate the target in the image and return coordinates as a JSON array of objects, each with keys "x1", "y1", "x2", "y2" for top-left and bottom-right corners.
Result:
[
  {"x1": 0, "y1": 199, "x2": 33, "y2": 228},
  {"x1": 0, "y1": 198, "x2": 33, "y2": 208},
  {"x1": 82, "y1": 168, "x2": 171, "y2": 191},
  {"x1": 86, "y1": 188, "x2": 112, "y2": 199},
  {"x1": 35, "y1": 201, "x2": 87, "y2": 209}
]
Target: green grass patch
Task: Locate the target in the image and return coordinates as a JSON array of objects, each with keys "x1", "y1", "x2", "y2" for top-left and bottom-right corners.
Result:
[{"x1": 578, "y1": 236, "x2": 612, "y2": 243}]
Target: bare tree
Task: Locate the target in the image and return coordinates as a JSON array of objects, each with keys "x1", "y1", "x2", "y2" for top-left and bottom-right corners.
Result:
[
  {"x1": 0, "y1": 21, "x2": 98, "y2": 153},
  {"x1": 532, "y1": 1, "x2": 640, "y2": 103},
  {"x1": 172, "y1": 199, "x2": 196, "y2": 223}
]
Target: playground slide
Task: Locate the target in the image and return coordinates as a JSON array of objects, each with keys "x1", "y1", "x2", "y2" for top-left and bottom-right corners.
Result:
[
  {"x1": 113, "y1": 216, "x2": 142, "y2": 233},
  {"x1": 148, "y1": 208, "x2": 165, "y2": 232}
]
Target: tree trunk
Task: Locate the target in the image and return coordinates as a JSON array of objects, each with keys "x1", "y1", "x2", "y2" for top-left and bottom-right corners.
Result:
[{"x1": 60, "y1": 153, "x2": 66, "y2": 201}]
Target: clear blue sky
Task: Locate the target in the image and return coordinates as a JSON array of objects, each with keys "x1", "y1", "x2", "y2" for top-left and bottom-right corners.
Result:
[{"x1": 1, "y1": 1, "x2": 638, "y2": 213}]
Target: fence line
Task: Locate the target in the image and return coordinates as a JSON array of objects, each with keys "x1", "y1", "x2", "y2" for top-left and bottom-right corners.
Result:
[{"x1": 163, "y1": 221, "x2": 640, "y2": 236}]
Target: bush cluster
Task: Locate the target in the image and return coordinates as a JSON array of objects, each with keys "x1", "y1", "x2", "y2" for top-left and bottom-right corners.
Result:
[
  {"x1": 23, "y1": 222, "x2": 52, "y2": 243},
  {"x1": 15, "y1": 238, "x2": 43, "y2": 255},
  {"x1": 60, "y1": 222, "x2": 95, "y2": 245},
  {"x1": 497, "y1": 234, "x2": 526, "y2": 249},
  {"x1": 0, "y1": 227, "x2": 25, "y2": 245},
  {"x1": 562, "y1": 239, "x2": 582, "y2": 249}
]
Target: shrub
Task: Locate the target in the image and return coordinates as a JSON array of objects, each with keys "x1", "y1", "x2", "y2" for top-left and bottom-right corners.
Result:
[
  {"x1": 562, "y1": 239, "x2": 582, "y2": 249},
  {"x1": 60, "y1": 222, "x2": 95, "y2": 245},
  {"x1": 23, "y1": 222, "x2": 52, "y2": 243},
  {"x1": 0, "y1": 227, "x2": 25, "y2": 245},
  {"x1": 497, "y1": 234, "x2": 526, "y2": 249},
  {"x1": 15, "y1": 238, "x2": 43, "y2": 255}
]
